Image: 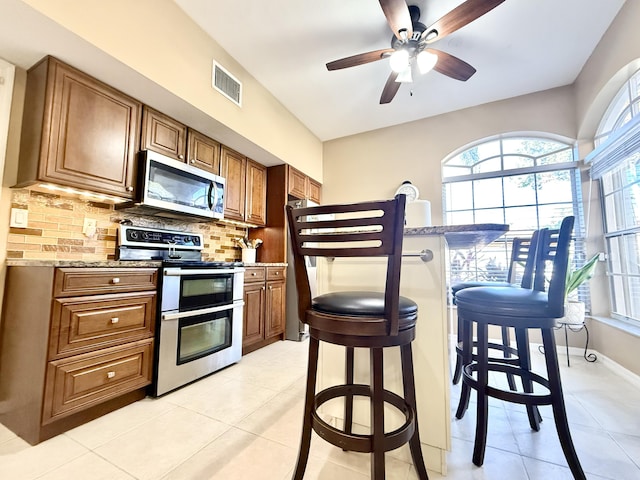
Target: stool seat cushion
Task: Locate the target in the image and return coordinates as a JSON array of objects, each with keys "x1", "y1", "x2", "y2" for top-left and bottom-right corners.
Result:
[
  {"x1": 312, "y1": 291, "x2": 417, "y2": 318},
  {"x1": 456, "y1": 286, "x2": 553, "y2": 318},
  {"x1": 451, "y1": 281, "x2": 512, "y2": 295}
]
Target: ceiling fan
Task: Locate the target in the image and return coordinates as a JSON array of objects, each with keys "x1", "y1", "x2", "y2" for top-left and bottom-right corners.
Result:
[{"x1": 326, "y1": 0, "x2": 506, "y2": 104}]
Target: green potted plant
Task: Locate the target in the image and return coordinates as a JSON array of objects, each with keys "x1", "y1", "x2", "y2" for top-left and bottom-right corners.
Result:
[{"x1": 560, "y1": 253, "x2": 600, "y2": 325}]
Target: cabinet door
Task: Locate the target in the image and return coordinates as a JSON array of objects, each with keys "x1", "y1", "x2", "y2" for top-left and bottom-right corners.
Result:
[
  {"x1": 38, "y1": 57, "x2": 141, "y2": 198},
  {"x1": 309, "y1": 178, "x2": 322, "y2": 204},
  {"x1": 288, "y1": 166, "x2": 308, "y2": 200},
  {"x1": 220, "y1": 146, "x2": 247, "y2": 221},
  {"x1": 140, "y1": 106, "x2": 187, "y2": 161},
  {"x1": 245, "y1": 159, "x2": 267, "y2": 226},
  {"x1": 187, "y1": 129, "x2": 221, "y2": 174},
  {"x1": 243, "y1": 282, "x2": 265, "y2": 349},
  {"x1": 265, "y1": 280, "x2": 285, "y2": 338}
]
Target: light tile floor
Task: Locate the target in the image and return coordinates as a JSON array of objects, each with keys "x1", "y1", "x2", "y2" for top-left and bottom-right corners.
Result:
[{"x1": 1, "y1": 339, "x2": 639, "y2": 479}]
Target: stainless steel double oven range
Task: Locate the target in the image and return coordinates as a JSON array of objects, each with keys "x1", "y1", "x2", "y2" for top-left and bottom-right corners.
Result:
[{"x1": 118, "y1": 225, "x2": 244, "y2": 396}]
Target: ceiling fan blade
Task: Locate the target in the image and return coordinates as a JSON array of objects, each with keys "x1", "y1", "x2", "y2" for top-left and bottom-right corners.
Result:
[
  {"x1": 423, "y1": 0, "x2": 505, "y2": 43},
  {"x1": 427, "y1": 49, "x2": 476, "y2": 81},
  {"x1": 379, "y1": 0, "x2": 413, "y2": 40},
  {"x1": 326, "y1": 48, "x2": 395, "y2": 71},
  {"x1": 380, "y1": 71, "x2": 401, "y2": 104}
]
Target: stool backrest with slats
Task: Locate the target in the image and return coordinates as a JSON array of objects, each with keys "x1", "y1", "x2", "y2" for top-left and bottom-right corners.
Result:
[
  {"x1": 286, "y1": 194, "x2": 406, "y2": 336},
  {"x1": 533, "y1": 216, "x2": 575, "y2": 317}
]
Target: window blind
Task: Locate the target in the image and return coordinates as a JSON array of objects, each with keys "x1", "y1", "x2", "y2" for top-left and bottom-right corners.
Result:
[{"x1": 587, "y1": 114, "x2": 640, "y2": 179}]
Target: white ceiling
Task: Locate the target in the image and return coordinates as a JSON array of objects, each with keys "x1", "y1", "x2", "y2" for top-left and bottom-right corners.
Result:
[{"x1": 174, "y1": 0, "x2": 626, "y2": 141}]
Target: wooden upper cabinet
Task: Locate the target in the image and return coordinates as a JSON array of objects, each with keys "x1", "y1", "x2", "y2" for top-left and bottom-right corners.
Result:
[
  {"x1": 220, "y1": 146, "x2": 246, "y2": 222},
  {"x1": 16, "y1": 56, "x2": 142, "y2": 199},
  {"x1": 140, "y1": 106, "x2": 187, "y2": 161},
  {"x1": 246, "y1": 159, "x2": 267, "y2": 226},
  {"x1": 186, "y1": 129, "x2": 221, "y2": 174},
  {"x1": 308, "y1": 178, "x2": 321, "y2": 204},
  {"x1": 288, "y1": 166, "x2": 308, "y2": 200},
  {"x1": 287, "y1": 165, "x2": 321, "y2": 203}
]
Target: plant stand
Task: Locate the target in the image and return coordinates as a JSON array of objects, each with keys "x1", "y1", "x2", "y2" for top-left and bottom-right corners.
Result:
[{"x1": 538, "y1": 302, "x2": 598, "y2": 367}]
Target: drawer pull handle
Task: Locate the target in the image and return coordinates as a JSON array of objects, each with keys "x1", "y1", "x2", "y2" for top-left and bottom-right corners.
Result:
[
  {"x1": 111, "y1": 278, "x2": 120, "y2": 284},
  {"x1": 251, "y1": 272, "x2": 257, "y2": 276},
  {"x1": 107, "y1": 371, "x2": 116, "y2": 379},
  {"x1": 274, "y1": 271, "x2": 279, "y2": 275},
  {"x1": 111, "y1": 317, "x2": 119, "y2": 324}
]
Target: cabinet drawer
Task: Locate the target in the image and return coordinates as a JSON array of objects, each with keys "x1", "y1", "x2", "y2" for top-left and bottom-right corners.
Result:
[
  {"x1": 54, "y1": 268, "x2": 158, "y2": 297},
  {"x1": 49, "y1": 292, "x2": 156, "y2": 359},
  {"x1": 42, "y1": 339, "x2": 153, "y2": 424},
  {"x1": 244, "y1": 266, "x2": 265, "y2": 283},
  {"x1": 266, "y1": 266, "x2": 286, "y2": 281}
]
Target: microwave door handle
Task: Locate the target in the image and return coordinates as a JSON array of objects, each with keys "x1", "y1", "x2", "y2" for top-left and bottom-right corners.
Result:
[{"x1": 207, "y1": 181, "x2": 214, "y2": 210}]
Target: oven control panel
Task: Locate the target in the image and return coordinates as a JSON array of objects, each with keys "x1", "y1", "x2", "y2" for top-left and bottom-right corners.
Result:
[{"x1": 119, "y1": 225, "x2": 203, "y2": 250}]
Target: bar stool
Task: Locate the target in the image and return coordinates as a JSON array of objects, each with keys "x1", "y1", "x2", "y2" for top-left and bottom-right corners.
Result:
[
  {"x1": 286, "y1": 195, "x2": 428, "y2": 480},
  {"x1": 451, "y1": 233, "x2": 540, "y2": 388},
  {"x1": 455, "y1": 216, "x2": 586, "y2": 479}
]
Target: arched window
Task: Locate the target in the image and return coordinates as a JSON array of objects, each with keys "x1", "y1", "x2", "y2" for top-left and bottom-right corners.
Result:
[
  {"x1": 442, "y1": 134, "x2": 584, "y2": 289},
  {"x1": 589, "y1": 67, "x2": 640, "y2": 323}
]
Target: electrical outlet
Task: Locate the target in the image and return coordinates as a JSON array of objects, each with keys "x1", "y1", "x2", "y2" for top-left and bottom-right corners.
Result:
[
  {"x1": 83, "y1": 218, "x2": 97, "y2": 237},
  {"x1": 9, "y1": 208, "x2": 28, "y2": 228},
  {"x1": 598, "y1": 252, "x2": 607, "y2": 262}
]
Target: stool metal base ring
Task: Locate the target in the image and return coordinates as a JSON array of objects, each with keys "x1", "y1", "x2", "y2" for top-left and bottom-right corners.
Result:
[
  {"x1": 462, "y1": 361, "x2": 554, "y2": 406},
  {"x1": 312, "y1": 384, "x2": 416, "y2": 453}
]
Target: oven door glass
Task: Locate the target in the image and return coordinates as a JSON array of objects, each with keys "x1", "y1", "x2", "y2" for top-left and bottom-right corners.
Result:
[
  {"x1": 180, "y1": 273, "x2": 233, "y2": 311},
  {"x1": 177, "y1": 310, "x2": 232, "y2": 364}
]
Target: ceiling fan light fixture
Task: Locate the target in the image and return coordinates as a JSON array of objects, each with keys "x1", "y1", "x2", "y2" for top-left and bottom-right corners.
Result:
[
  {"x1": 389, "y1": 49, "x2": 410, "y2": 73},
  {"x1": 417, "y1": 50, "x2": 438, "y2": 74},
  {"x1": 396, "y1": 66, "x2": 413, "y2": 83}
]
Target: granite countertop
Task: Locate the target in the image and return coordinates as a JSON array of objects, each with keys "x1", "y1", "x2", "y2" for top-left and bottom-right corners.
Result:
[
  {"x1": 404, "y1": 223, "x2": 509, "y2": 250},
  {"x1": 5, "y1": 259, "x2": 287, "y2": 268}
]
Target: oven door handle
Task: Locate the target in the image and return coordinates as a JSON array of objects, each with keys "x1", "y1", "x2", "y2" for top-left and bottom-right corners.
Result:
[
  {"x1": 161, "y1": 300, "x2": 244, "y2": 321},
  {"x1": 163, "y1": 268, "x2": 244, "y2": 276}
]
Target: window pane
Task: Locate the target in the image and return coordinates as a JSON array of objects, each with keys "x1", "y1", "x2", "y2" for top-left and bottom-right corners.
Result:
[
  {"x1": 504, "y1": 206, "x2": 538, "y2": 230},
  {"x1": 442, "y1": 165, "x2": 471, "y2": 178},
  {"x1": 473, "y1": 177, "x2": 503, "y2": 209},
  {"x1": 610, "y1": 275, "x2": 627, "y2": 316},
  {"x1": 607, "y1": 236, "x2": 623, "y2": 274},
  {"x1": 474, "y1": 208, "x2": 504, "y2": 224},
  {"x1": 472, "y1": 157, "x2": 501, "y2": 174},
  {"x1": 624, "y1": 233, "x2": 640, "y2": 275},
  {"x1": 502, "y1": 137, "x2": 565, "y2": 156},
  {"x1": 447, "y1": 181, "x2": 473, "y2": 210},
  {"x1": 503, "y1": 155, "x2": 534, "y2": 170},
  {"x1": 629, "y1": 277, "x2": 640, "y2": 319},
  {"x1": 447, "y1": 210, "x2": 474, "y2": 224},
  {"x1": 604, "y1": 192, "x2": 622, "y2": 232},
  {"x1": 539, "y1": 149, "x2": 574, "y2": 165},
  {"x1": 623, "y1": 184, "x2": 640, "y2": 229},
  {"x1": 503, "y1": 174, "x2": 536, "y2": 206},
  {"x1": 537, "y1": 204, "x2": 574, "y2": 228},
  {"x1": 536, "y1": 171, "x2": 573, "y2": 204}
]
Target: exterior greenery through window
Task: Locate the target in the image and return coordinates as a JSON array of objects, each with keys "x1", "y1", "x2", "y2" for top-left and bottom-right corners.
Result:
[
  {"x1": 592, "y1": 68, "x2": 640, "y2": 323},
  {"x1": 442, "y1": 135, "x2": 586, "y2": 300}
]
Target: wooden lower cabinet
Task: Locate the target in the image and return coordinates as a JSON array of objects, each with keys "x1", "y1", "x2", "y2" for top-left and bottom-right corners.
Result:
[
  {"x1": 0, "y1": 266, "x2": 157, "y2": 445},
  {"x1": 242, "y1": 265, "x2": 286, "y2": 354}
]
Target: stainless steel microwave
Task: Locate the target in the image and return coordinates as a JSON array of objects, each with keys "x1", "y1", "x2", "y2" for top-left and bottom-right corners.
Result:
[{"x1": 117, "y1": 150, "x2": 225, "y2": 221}]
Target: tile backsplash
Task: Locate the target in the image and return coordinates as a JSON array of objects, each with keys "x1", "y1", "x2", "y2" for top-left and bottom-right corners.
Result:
[{"x1": 7, "y1": 189, "x2": 246, "y2": 262}]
